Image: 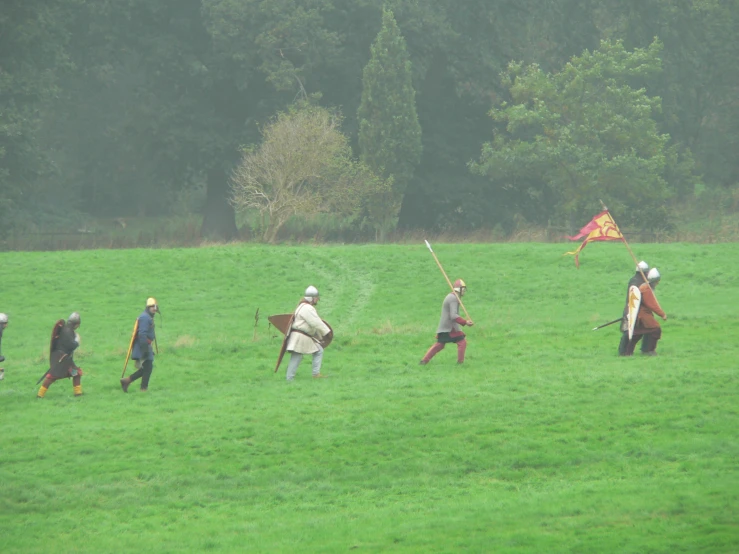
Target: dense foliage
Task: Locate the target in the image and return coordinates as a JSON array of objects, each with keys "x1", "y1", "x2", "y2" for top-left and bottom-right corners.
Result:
[
  {"x1": 358, "y1": 8, "x2": 422, "y2": 240},
  {"x1": 230, "y1": 103, "x2": 387, "y2": 242},
  {"x1": 471, "y1": 39, "x2": 693, "y2": 230},
  {"x1": 1, "y1": 0, "x2": 737, "y2": 239}
]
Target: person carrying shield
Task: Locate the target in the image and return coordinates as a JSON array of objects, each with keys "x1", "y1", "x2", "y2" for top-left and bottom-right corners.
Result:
[
  {"x1": 618, "y1": 261, "x2": 650, "y2": 356},
  {"x1": 120, "y1": 297, "x2": 159, "y2": 392},
  {"x1": 625, "y1": 268, "x2": 667, "y2": 356},
  {"x1": 0, "y1": 313, "x2": 8, "y2": 381},
  {"x1": 419, "y1": 279, "x2": 474, "y2": 365},
  {"x1": 285, "y1": 286, "x2": 331, "y2": 381},
  {"x1": 37, "y1": 312, "x2": 84, "y2": 398}
]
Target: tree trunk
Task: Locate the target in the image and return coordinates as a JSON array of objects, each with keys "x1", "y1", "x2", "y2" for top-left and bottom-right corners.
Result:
[{"x1": 201, "y1": 167, "x2": 238, "y2": 241}]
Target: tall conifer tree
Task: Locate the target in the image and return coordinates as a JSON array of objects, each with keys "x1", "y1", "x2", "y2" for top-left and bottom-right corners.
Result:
[{"x1": 358, "y1": 7, "x2": 421, "y2": 240}]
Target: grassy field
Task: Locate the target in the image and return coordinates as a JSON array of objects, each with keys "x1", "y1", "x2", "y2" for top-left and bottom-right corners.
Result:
[{"x1": 0, "y1": 242, "x2": 737, "y2": 553}]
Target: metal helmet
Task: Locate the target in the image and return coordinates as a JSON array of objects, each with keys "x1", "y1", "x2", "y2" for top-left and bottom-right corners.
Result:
[
  {"x1": 636, "y1": 260, "x2": 649, "y2": 273},
  {"x1": 647, "y1": 268, "x2": 661, "y2": 283},
  {"x1": 453, "y1": 279, "x2": 467, "y2": 293},
  {"x1": 146, "y1": 297, "x2": 160, "y2": 313},
  {"x1": 304, "y1": 286, "x2": 319, "y2": 301},
  {"x1": 68, "y1": 312, "x2": 81, "y2": 325},
  {"x1": 0, "y1": 313, "x2": 8, "y2": 324}
]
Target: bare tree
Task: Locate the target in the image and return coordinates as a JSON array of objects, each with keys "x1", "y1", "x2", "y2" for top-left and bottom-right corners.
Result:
[{"x1": 230, "y1": 104, "x2": 387, "y2": 242}]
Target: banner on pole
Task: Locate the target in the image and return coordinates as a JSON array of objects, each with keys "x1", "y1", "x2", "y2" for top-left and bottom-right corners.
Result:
[{"x1": 564, "y1": 210, "x2": 624, "y2": 267}]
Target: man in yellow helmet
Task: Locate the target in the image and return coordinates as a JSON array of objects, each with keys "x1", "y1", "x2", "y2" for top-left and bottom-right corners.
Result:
[
  {"x1": 121, "y1": 297, "x2": 159, "y2": 392},
  {"x1": 419, "y1": 279, "x2": 474, "y2": 365}
]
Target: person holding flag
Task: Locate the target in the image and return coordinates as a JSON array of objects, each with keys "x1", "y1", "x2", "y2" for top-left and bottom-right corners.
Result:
[
  {"x1": 566, "y1": 204, "x2": 667, "y2": 356},
  {"x1": 625, "y1": 268, "x2": 667, "y2": 356},
  {"x1": 618, "y1": 261, "x2": 650, "y2": 356}
]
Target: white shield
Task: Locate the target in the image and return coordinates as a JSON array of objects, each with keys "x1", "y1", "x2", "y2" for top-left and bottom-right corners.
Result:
[{"x1": 627, "y1": 285, "x2": 642, "y2": 340}]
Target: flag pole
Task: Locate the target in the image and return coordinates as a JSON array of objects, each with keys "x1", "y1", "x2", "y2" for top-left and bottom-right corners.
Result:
[
  {"x1": 599, "y1": 200, "x2": 649, "y2": 284},
  {"x1": 424, "y1": 240, "x2": 474, "y2": 323}
]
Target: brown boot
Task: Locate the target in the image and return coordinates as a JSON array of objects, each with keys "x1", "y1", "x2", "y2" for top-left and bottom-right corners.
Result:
[{"x1": 120, "y1": 377, "x2": 131, "y2": 392}]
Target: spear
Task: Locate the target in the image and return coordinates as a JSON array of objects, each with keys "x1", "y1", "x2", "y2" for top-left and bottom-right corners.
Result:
[
  {"x1": 591, "y1": 318, "x2": 622, "y2": 331},
  {"x1": 424, "y1": 240, "x2": 473, "y2": 323},
  {"x1": 122, "y1": 320, "x2": 139, "y2": 378}
]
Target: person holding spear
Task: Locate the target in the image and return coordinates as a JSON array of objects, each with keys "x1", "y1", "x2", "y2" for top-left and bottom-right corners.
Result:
[
  {"x1": 120, "y1": 297, "x2": 160, "y2": 392},
  {"x1": 420, "y1": 241, "x2": 474, "y2": 366}
]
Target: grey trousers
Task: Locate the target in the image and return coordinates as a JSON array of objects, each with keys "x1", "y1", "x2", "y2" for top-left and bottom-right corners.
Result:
[{"x1": 286, "y1": 345, "x2": 324, "y2": 381}]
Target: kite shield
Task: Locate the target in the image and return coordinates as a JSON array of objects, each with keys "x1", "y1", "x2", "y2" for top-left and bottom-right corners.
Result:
[
  {"x1": 269, "y1": 314, "x2": 295, "y2": 373},
  {"x1": 49, "y1": 319, "x2": 65, "y2": 366},
  {"x1": 626, "y1": 285, "x2": 641, "y2": 340},
  {"x1": 268, "y1": 314, "x2": 293, "y2": 336}
]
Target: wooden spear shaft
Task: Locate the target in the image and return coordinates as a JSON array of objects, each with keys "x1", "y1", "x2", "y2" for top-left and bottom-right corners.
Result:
[
  {"x1": 599, "y1": 201, "x2": 649, "y2": 284},
  {"x1": 424, "y1": 240, "x2": 474, "y2": 323},
  {"x1": 600, "y1": 201, "x2": 663, "y2": 309},
  {"x1": 122, "y1": 320, "x2": 138, "y2": 378}
]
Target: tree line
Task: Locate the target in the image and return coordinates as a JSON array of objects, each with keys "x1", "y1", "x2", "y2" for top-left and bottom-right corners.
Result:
[{"x1": 1, "y1": 0, "x2": 737, "y2": 241}]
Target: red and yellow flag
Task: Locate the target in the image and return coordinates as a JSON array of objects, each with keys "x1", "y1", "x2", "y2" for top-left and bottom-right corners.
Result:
[{"x1": 564, "y1": 210, "x2": 624, "y2": 267}]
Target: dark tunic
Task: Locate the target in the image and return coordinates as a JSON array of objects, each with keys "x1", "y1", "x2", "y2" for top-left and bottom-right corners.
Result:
[
  {"x1": 132, "y1": 310, "x2": 156, "y2": 361},
  {"x1": 620, "y1": 272, "x2": 647, "y2": 331},
  {"x1": 49, "y1": 322, "x2": 80, "y2": 378}
]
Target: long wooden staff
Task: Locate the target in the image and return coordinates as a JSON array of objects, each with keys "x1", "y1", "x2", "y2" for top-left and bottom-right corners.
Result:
[
  {"x1": 424, "y1": 240, "x2": 473, "y2": 323},
  {"x1": 599, "y1": 202, "x2": 648, "y2": 282},
  {"x1": 600, "y1": 201, "x2": 665, "y2": 319},
  {"x1": 122, "y1": 320, "x2": 139, "y2": 378}
]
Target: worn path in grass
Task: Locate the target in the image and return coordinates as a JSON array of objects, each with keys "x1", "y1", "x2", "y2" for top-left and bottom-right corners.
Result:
[{"x1": 1, "y1": 243, "x2": 737, "y2": 553}]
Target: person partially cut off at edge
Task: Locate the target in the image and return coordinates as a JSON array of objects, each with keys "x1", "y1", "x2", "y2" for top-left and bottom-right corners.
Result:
[
  {"x1": 0, "y1": 313, "x2": 8, "y2": 381},
  {"x1": 420, "y1": 279, "x2": 474, "y2": 365}
]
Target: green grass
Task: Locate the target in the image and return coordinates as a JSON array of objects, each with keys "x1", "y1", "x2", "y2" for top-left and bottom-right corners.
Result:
[{"x1": 1, "y1": 242, "x2": 737, "y2": 553}]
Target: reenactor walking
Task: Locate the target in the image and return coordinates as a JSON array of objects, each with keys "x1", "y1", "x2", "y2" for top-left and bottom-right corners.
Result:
[
  {"x1": 37, "y1": 312, "x2": 84, "y2": 398},
  {"x1": 420, "y1": 279, "x2": 474, "y2": 365},
  {"x1": 0, "y1": 313, "x2": 8, "y2": 381},
  {"x1": 618, "y1": 261, "x2": 650, "y2": 356},
  {"x1": 625, "y1": 268, "x2": 667, "y2": 356},
  {"x1": 120, "y1": 297, "x2": 159, "y2": 392}
]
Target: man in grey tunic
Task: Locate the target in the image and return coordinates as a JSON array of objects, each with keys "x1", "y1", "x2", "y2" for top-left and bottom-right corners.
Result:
[
  {"x1": 420, "y1": 279, "x2": 474, "y2": 365},
  {"x1": 285, "y1": 286, "x2": 331, "y2": 381}
]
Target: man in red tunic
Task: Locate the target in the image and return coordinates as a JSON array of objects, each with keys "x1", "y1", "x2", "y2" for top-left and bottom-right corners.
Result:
[
  {"x1": 419, "y1": 279, "x2": 474, "y2": 365},
  {"x1": 626, "y1": 268, "x2": 667, "y2": 356}
]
